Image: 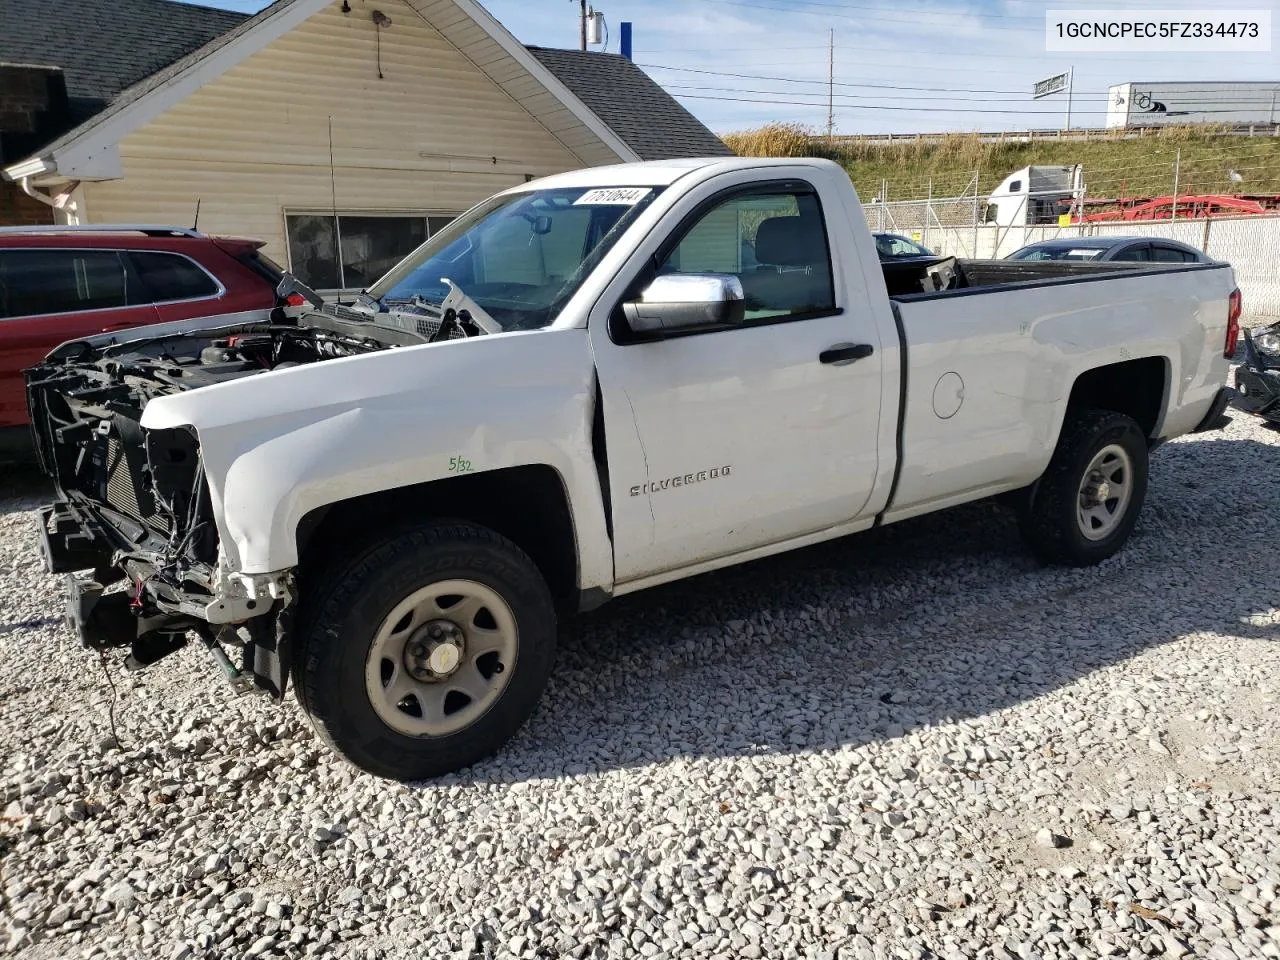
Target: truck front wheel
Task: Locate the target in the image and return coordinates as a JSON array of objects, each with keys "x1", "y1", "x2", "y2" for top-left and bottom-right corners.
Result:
[
  {"x1": 295, "y1": 521, "x2": 558, "y2": 780},
  {"x1": 1018, "y1": 410, "x2": 1150, "y2": 566}
]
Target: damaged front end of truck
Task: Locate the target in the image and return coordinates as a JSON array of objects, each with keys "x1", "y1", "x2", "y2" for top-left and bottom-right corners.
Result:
[
  {"x1": 1234, "y1": 323, "x2": 1280, "y2": 425},
  {"x1": 25, "y1": 308, "x2": 414, "y2": 697}
]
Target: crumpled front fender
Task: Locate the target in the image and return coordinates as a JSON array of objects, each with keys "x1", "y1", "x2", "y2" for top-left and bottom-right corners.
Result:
[{"x1": 139, "y1": 329, "x2": 612, "y2": 591}]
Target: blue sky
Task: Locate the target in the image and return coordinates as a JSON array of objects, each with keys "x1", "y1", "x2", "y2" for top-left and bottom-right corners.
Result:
[{"x1": 199, "y1": 0, "x2": 1279, "y2": 135}]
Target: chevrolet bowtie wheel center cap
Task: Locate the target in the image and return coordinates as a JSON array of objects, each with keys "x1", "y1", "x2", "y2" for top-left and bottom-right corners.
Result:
[
  {"x1": 405, "y1": 620, "x2": 465, "y2": 680},
  {"x1": 429, "y1": 642, "x2": 461, "y2": 675}
]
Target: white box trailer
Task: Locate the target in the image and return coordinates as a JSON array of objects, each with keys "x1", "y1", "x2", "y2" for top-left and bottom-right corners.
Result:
[{"x1": 1107, "y1": 81, "x2": 1280, "y2": 128}]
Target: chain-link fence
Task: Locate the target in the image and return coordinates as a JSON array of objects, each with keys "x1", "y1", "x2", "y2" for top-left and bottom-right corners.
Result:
[
  {"x1": 867, "y1": 197, "x2": 984, "y2": 238},
  {"x1": 866, "y1": 199, "x2": 1280, "y2": 323}
]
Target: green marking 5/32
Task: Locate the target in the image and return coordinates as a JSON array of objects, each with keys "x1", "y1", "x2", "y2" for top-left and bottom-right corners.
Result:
[{"x1": 448, "y1": 456, "x2": 474, "y2": 474}]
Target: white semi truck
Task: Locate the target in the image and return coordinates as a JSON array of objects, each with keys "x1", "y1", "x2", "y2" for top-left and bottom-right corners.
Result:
[{"x1": 983, "y1": 165, "x2": 1083, "y2": 229}]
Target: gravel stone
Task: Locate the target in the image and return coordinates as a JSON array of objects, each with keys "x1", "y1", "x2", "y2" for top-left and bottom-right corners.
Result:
[
  {"x1": 102, "y1": 883, "x2": 137, "y2": 908},
  {"x1": 245, "y1": 935, "x2": 276, "y2": 957},
  {"x1": 2, "y1": 405, "x2": 1278, "y2": 960},
  {"x1": 1036, "y1": 828, "x2": 1071, "y2": 849}
]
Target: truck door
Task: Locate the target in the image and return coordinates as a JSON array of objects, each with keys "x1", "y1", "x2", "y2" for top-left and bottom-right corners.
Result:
[{"x1": 589, "y1": 176, "x2": 886, "y2": 585}]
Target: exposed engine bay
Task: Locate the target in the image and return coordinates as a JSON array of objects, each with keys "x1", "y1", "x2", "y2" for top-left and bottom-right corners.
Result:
[{"x1": 25, "y1": 310, "x2": 429, "y2": 695}]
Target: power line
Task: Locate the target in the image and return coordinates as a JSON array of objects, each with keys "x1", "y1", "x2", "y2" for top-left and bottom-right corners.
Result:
[
  {"x1": 694, "y1": 0, "x2": 1049, "y2": 31},
  {"x1": 661, "y1": 81, "x2": 1280, "y2": 105},
  {"x1": 695, "y1": 0, "x2": 1272, "y2": 21},
  {"x1": 642, "y1": 63, "x2": 1280, "y2": 98},
  {"x1": 678, "y1": 91, "x2": 1280, "y2": 116},
  {"x1": 642, "y1": 62, "x2": 1048, "y2": 93},
  {"x1": 699, "y1": 0, "x2": 1050, "y2": 22},
  {"x1": 664, "y1": 82, "x2": 1049, "y2": 102},
  {"x1": 638, "y1": 43, "x2": 1277, "y2": 63}
]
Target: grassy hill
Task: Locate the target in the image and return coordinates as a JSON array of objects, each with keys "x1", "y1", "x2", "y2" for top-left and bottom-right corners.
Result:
[{"x1": 722, "y1": 124, "x2": 1280, "y2": 203}]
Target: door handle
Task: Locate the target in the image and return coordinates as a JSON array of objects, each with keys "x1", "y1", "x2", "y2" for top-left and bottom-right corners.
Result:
[{"x1": 819, "y1": 343, "x2": 874, "y2": 365}]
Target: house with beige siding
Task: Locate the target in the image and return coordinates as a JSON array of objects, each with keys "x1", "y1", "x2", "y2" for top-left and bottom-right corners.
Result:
[{"x1": 1, "y1": 0, "x2": 730, "y2": 292}]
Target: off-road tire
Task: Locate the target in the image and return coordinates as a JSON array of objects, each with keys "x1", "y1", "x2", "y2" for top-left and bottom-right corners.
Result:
[
  {"x1": 294, "y1": 521, "x2": 557, "y2": 780},
  {"x1": 1018, "y1": 409, "x2": 1149, "y2": 566}
]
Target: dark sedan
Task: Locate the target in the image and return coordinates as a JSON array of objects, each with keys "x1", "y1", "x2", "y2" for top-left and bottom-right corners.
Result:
[
  {"x1": 1007, "y1": 236, "x2": 1212, "y2": 264},
  {"x1": 873, "y1": 233, "x2": 936, "y2": 261}
]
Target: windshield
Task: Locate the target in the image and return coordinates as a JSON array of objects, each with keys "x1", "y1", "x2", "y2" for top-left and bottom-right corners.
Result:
[
  {"x1": 1010, "y1": 245, "x2": 1105, "y2": 261},
  {"x1": 876, "y1": 234, "x2": 931, "y2": 257},
  {"x1": 366, "y1": 185, "x2": 663, "y2": 331}
]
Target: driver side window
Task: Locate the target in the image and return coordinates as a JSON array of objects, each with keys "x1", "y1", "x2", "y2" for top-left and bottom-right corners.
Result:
[{"x1": 659, "y1": 189, "x2": 836, "y2": 322}]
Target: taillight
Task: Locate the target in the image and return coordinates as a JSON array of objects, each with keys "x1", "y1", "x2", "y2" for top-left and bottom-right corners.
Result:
[
  {"x1": 1225, "y1": 288, "x2": 1242, "y2": 358},
  {"x1": 284, "y1": 292, "x2": 306, "y2": 307}
]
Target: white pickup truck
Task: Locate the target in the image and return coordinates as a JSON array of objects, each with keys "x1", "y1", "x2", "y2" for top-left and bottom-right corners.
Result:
[{"x1": 29, "y1": 157, "x2": 1240, "y2": 781}]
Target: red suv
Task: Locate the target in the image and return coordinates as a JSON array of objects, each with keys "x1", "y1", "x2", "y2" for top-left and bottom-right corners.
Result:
[{"x1": 0, "y1": 225, "x2": 288, "y2": 458}]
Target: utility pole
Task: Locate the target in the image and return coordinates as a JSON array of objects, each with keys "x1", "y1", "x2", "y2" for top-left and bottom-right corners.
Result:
[
  {"x1": 579, "y1": 0, "x2": 587, "y2": 51},
  {"x1": 1171, "y1": 147, "x2": 1181, "y2": 222},
  {"x1": 825, "y1": 29, "x2": 834, "y2": 139},
  {"x1": 924, "y1": 178, "x2": 932, "y2": 246},
  {"x1": 1064, "y1": 65, "x2": 1074, "y2": 130},
  {"x1": 972, "y1": 166, "x2": 980, "y2": 256}
]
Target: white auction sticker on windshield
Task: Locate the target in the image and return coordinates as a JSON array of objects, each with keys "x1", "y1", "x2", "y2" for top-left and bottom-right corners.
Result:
[{"x1": 573, "y1": 187, "x2": 652, "y2": 205}]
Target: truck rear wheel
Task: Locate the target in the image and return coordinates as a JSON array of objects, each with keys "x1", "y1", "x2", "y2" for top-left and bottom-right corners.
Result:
[
  {"x1": 295, "y1": 521, "x2": 557, "y2": 780},
  {"x1": 1018, "y1": 409, "x2": 1149, "y2": 566}
]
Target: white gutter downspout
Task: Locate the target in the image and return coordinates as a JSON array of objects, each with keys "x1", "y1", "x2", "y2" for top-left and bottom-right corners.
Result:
[
  {"x1": 19, "y1": 176, "x2": 60, "y2": 208},
  {"x1": 19, "y1": 177, "x2": 82, "y2": 221}
]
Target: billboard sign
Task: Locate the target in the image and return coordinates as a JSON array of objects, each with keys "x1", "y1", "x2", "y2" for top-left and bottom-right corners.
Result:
[{"x1": 1034, "y1": 72, "x2": 1070, "y2": 98}]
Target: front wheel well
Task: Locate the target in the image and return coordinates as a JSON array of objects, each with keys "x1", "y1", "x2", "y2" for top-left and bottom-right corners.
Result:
[
  {"x1": 295, "y1": 466, "x2": 580, "y2": 612},
  {"x1": 1066, "y1": 356, "x2": 1168, "y2": 439}
]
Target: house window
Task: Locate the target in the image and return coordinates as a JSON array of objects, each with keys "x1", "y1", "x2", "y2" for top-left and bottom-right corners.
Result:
[{"x1": 284, "y1": 213, "x2": 456, "y2": 291}]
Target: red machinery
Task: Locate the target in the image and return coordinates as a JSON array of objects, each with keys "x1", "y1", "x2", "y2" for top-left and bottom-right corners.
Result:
[{"x1": 1073, "y1": 194, "x2": 1280, "y2": 223}]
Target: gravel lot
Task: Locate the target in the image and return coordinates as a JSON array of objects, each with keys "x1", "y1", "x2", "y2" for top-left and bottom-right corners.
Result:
[{"x1": 2, "y1": 406, "x2": 1278, "y2": 960}]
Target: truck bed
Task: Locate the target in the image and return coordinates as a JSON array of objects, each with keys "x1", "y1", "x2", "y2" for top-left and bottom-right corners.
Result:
[
  {"x1": 882, "y1": 259, "x2": 1237, "y2": 524},
  {"x1": 882, "y1": 255, "x2": 1218, "y2": 299}
]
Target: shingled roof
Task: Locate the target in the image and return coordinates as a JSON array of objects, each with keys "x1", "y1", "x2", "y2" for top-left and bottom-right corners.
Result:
[
  {"x1": 528, "y1": 48, "x2": 732, "y2": 161},
  {"x1": 3, "y1": 0, "x2": 729, "y2": 179},
  {"x1": 0, "y1": 0, "x2": 248, "y2": 126},
  {"x1": 16, "y1": 0, "x2": 307, "y2": 167}
]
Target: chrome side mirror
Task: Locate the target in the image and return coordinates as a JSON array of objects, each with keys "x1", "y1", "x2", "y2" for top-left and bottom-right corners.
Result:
[{"x1": 622, "y1": 273, "x2": 746, "y2": 335}]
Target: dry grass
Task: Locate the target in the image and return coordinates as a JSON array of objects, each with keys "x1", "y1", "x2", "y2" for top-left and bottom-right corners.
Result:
[
  {"x1": 719, "y1": 124, "x2": 1280, "y2": 201},
  {"x1": 721, "y1": 123, "x2": 819, "y2": 158}
]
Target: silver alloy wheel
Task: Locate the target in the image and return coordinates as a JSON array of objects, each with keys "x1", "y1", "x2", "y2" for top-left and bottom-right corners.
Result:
[
  {"x1": 365, "y1": 579, "x2": 518, "y2": 737},
  {"x1": 1076, "y1": 443, "x2": 1133, "y2": 541}
]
